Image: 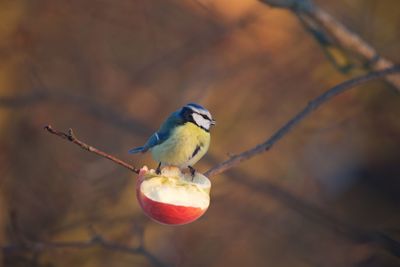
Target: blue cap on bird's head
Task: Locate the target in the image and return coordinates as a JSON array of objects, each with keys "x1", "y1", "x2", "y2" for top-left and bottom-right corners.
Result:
[
  {"x1": 181, "y1": 103, "x2": 216, "y2": 131},
  {"x1": 186, "y1": 103, "x2": 207, "y2": 111}
]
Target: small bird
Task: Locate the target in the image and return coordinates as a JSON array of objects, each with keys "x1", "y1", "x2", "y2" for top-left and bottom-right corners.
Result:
[{"x1": 129, "y1": 103, "x2": 216, "y2": 175}]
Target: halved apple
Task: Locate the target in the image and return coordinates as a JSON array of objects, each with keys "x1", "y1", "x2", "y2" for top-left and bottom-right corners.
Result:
[{"x1": 136, "y1": 166, "x2": 211, "y2": 225}]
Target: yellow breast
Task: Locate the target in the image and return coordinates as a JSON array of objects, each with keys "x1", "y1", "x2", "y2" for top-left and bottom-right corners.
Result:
[{"x1": 150, "y1": 123, "x2": 210, "y2": 168}]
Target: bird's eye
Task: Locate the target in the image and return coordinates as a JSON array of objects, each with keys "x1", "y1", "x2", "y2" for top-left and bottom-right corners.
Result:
[{"x1": 201, "y1": 114, "x2": 210, "y2": 121}]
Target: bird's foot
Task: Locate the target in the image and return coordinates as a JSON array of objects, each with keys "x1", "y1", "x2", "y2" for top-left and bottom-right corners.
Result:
[
  {"x1": 188, "y1": 166, "x2": 196, "y2": 180},
  {"x1": 156, "y1": 162, "x2": 162, "y2": 175}
]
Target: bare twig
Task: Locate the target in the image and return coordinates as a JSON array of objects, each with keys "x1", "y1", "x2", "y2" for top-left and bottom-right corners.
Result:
[
  {"x1": 44, "y1": 125, "x2": 140, "y2": 174},
  {"x1": 309, "y1": 7, "x2": 400, "y2": 90},
  {"x1": 205, "y1": 66, "x2": 400, "y2": 177},
  {"x1": 260, "y1": 0, "x2": 400, "y2": 91}
]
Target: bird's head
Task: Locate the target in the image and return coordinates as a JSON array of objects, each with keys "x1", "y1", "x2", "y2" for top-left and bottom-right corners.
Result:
[{"x1": 180, "y1": 103, "x2": 216, "y2": 131}]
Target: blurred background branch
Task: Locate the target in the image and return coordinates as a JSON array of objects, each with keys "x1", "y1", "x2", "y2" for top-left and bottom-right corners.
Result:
[
  {"x1": 260, "y1": 0, "x2": 400, "y2": 90},
  {"x1": 0, "y1": 90, "x2": 151, "y2": 136},
  {"x1": 4, "y1": 212, "x2": 167, "y2": 267},
  {"x1": 224, "y1": 168, "x2": 400, "y2": 258}
]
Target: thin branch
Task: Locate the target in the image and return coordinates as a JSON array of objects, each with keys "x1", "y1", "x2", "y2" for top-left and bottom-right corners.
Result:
[
  {"x1": 260, "y1": 0, "x2": 400, "y2": 91},
  {"x1": 44, "y1": 125, "x2": 140, "y2": 174},
  {"x1": 309, "y1": 7, "x2": 400, "y2": 90},
  {"x1": 205, "y1": 66, "x2": 400, "y2": 177}
]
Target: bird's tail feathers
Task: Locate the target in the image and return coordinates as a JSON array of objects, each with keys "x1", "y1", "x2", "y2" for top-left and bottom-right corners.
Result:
[{"x1": 128, "y1": 146, "x2": 145, "y2": 154}]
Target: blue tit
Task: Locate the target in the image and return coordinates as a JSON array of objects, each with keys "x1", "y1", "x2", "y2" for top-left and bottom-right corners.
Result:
[{"x1": 128, "y1": 103, "x2": 216, "y2": 175}]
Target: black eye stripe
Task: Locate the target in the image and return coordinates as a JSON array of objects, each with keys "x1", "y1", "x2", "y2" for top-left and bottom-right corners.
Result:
[
  {"x1": 195, "y1": 112, "x2": 210, "y2": 121},
  {"x1": 201, "y1": 114, "x2": 209, "y2": 120}
]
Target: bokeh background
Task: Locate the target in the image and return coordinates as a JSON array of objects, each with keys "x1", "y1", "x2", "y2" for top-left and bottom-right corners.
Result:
[{"x1": 1, "y1": 0, "x2": 400, "y2": 266}]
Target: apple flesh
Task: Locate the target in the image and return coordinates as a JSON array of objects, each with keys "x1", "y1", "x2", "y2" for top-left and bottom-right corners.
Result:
[{"x1": 136, "y1": 166, "x2": 211, "y2": 225}]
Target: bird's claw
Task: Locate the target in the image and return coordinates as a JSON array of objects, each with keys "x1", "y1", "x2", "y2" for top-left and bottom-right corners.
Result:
[
  {"x1": 188, "y1": 166, "x2": 196, "y2": 180},
  {"x1": 156, "y1": 162, "x2": 161, "y2": 175}
]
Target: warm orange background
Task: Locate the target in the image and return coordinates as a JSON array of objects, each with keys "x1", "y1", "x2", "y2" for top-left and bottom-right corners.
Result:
[{"x1": 1, "y1": 1, "x2": 399, "y2": 266}]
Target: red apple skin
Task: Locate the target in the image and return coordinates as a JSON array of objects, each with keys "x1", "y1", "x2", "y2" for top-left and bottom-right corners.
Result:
[
  {"x1": 137, "y1": 190, "x2": 207, "y2": 225},
  {"x1": 136, "y1": 168, "x2": 208, "y2": 225}
]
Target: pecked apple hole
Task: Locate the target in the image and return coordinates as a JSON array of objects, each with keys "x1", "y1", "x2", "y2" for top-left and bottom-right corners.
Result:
[{"x1": 136, "y1": 166, "x2": 211, "y2": 225}]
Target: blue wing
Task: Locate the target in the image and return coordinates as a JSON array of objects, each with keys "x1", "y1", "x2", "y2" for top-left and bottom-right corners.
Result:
[
  {"x1": 128, "y1": 146, "x2": 146, "y2": 154},
  {"x1": 128, "y1": 110, "x2": 183, "y2": 154}
]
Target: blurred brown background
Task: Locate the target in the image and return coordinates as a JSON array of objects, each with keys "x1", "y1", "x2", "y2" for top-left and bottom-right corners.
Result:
[{"x1": 1, "y1": 0, "x2": 400, "y2": 266}]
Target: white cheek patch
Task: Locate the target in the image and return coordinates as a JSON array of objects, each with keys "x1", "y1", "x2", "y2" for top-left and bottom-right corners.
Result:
[
  {"x1": 192, "y1": 113, "x2": 210, "y2": 130},
  {"x1": 190, "y1": 107, "x2": 211, "y2": 120}
]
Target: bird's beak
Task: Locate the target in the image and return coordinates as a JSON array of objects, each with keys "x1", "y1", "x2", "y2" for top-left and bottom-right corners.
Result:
[{"x1": 211, "y1": 119, "x2": 216, "y2": 126}]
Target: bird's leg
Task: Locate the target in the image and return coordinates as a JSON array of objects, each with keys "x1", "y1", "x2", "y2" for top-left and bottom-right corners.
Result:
[
  {"x1": 156, "y1": 162, "x2": 162, "y2": 175},
  {"x1": 188, "y1": 166, "x2": 196, "y2": 179}
]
